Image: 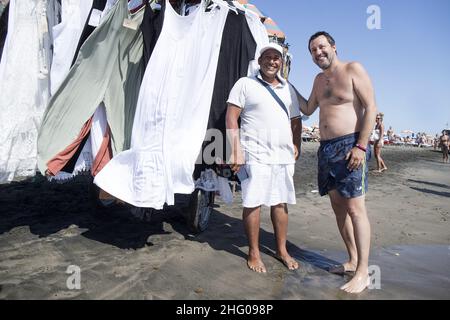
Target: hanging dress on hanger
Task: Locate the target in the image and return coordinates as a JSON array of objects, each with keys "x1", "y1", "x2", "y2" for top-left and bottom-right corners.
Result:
[
  {"x1": 50, "y1": 0, "x2": 93, "y2": 95},
  {"x1": 49, "y1": 0, "x2": 120, "y2": 182},
  {"x1": 94, "y1": 0, "x2": 229, "y2": 209},
  {"x1": 194, "y1": 9, "x2": 257, "y2": 179},
  {"x1": 37, "y1": 0, "x2": 145, "y2": 178},
  {"x1": 0, "y1": 0, "x2": 54, "y2": 183}
]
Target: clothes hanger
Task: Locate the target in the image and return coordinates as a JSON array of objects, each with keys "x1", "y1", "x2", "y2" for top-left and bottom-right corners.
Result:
[
  {"x1": 208, "y1": 0, "x2": 238, "y2": 15},
  {"x1": 230, "y1": 1, "x2": 258, "y2": 18},
  {"x1": 151, "y1": 0, "x2": 161, "y2": 11},
  {"x1": 129, "y1": 0, "x2": 160, "y2": 14}
]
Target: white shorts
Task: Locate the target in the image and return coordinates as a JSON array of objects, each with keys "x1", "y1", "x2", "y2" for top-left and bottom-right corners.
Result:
[{"x1": 241, "y1": 163, "x2": 296, "y2": 208}]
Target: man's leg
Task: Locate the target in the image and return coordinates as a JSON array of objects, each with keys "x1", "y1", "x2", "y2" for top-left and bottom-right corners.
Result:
[
  {"x1": 330, "y1": 191, "x2": 371, "y2": 293},
  {"x1": 328, "y1": 190, "x2": 358, "y2": 273},
  {"x1": 374, "y1": 145, "x2": 381, "y2": 171},
  {"x1": 243, "y1": 206, "x2": 266, "y2": 273},
  {"x1": 270, "y1": 203, "x2": 299, "y2": 270}
]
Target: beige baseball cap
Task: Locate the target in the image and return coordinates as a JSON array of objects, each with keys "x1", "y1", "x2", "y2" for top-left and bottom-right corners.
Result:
[{"x1": 259, "y1": 43, "x2": 283, "y2": 56}]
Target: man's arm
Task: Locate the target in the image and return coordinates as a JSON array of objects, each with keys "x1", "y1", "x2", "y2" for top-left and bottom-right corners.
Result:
[
  {"x1": 350, "y1": 62, "x2": 378, "y2": 146},
  {"x1": 290, "y1": 78, "x2": 319, "y2": 116},
  {"x1": 291, "y1": 117, "x2": 302, "y2": 160},
  {"x1": 225, "y1": 104, "x2": 244, "y2": 172},
  {"x1": 346, "y1": 62, "x2": 378, "y2": 170}
]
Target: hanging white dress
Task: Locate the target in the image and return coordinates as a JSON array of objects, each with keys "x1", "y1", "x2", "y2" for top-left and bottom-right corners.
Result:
[
  {"x1": 0, "y1": 0, "x2": 53, "y2": 183},
  {"x1": 94, "y1": 0, "x2": 229, "y2": 208},
  {"x1": 50, "y1": 0, "x2": 93, "y2": 95}
]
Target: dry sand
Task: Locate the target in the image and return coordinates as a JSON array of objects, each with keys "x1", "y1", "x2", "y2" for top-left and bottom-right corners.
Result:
[{"x1": 0, "y1": 143, "x2": 449, "y2": 299}]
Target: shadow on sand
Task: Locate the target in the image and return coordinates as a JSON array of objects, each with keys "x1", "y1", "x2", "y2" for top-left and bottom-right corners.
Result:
[
  {"x1": 408, "y1": 179, "x2": 450, "y2": 190},
  {"x1": 409, "y1": 186, "x2": 450, "y2": 198},
  {"x1": 0, "y1": 175, "x2": 341, "y2": 271}
]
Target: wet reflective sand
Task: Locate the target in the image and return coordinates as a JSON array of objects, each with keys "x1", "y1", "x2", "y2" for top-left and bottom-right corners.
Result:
[{"x1": 281, "y1": 245, "x2": 450, "y2": 299}]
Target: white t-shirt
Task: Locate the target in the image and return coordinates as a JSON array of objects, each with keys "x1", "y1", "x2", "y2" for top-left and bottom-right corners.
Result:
[{"x1": 227, "y1": 72, "x2": 301, "y2": 165}]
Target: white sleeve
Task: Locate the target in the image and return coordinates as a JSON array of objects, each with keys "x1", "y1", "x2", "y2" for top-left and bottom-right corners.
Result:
[
  {"x1": 288, "y1": 84, "x2": 301, "y2": 119},
  {"x1": 227, "y1": 78, "x2": 247, "y2": 109},
  {"x1": 244, "y1": 12, "x2": 270, "y2": 77}
]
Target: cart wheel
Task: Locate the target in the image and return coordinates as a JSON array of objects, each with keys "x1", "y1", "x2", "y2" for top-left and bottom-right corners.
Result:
[
  {"x1": 186, "y1": 189, "x2": 214, "y2": 233},
  {"x1": 89, "y1": 183, "x2": 115, "y2": 209}
]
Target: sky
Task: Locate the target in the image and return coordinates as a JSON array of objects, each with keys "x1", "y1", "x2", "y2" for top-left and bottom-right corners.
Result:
[{"x1": 250, "y1": 0, "x2": 450, "y2": 136}]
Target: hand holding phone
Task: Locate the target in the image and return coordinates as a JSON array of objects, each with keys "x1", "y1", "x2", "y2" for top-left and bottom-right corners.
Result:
[{"x1": 236, "y1": 166, "x2": 249, "y2": 182}]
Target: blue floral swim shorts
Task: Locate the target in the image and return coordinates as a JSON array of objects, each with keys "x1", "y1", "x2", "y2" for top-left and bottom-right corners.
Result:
[{"x1": 318, "y1": 133, "x2": 371, "y2": 198}]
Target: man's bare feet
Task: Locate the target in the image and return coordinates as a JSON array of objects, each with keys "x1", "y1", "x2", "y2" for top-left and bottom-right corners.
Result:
[
  {"x1": 275, "y1": 253, "x2": 299, "y2": 270},
  {"x1": 247, "y1": 257, "x2": 267, "y2": 273},
  {"x1": 380, "y1": 167, "x2": 388, "y2": 172},
  {"x1": 340, "y1": 270, "x2": 370, "y2": 293},
  {"x1": 329, "y1": 261, "x2": 357, "y2": 275}
]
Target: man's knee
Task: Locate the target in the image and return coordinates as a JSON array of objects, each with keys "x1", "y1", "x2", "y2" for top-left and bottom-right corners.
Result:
[
  {"x1": 243, "y1": 206, "x2": 261, "y2": 216},
  {"x1": 330, "y1": 191, "x2": 366, "y2": 217},
  {"x1": 270, "y1": 203, "x2": 288, "y2": 215},
  {"x1": 346, "y1": 201, "x2": 366, "y2": 219},
  {"x1": 271, "y1": 203, "x2": 286, "y2": 209}
]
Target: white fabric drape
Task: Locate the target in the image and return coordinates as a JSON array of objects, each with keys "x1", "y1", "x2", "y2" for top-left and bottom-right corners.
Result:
[
  {"x1": 94, "y1": 0, "x2": 229, "y2": 208},
  {"x1": 233, "y1": 1, "x2": 269, "y2": 76},
  {"x1": 0, "y1": 0, "x2": 54, "y2": 183},
  {"x1": 50, "y1": 0, "x2": 93, "y2": 95}
]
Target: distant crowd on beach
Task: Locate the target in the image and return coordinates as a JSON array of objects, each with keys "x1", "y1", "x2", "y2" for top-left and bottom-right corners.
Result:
[
  {"x1": 385, "y1": 129, "x2": 435, "y2": 148},
  {"x1": 302, "y1": 123, "x2": 444, "y2": 149}
]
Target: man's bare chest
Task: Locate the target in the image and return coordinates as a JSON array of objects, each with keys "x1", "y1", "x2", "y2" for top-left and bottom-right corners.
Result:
[{"x1": 317, "y1": 74, "x2": 355, "y2": 106}]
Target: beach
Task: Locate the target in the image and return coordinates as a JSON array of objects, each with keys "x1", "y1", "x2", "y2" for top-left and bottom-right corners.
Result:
[{"x1": 0, "y1": 143, "x2": 449, "y2": 299}]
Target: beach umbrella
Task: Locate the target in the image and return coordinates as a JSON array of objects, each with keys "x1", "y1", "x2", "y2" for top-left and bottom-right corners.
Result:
[
  {"x1": 263, "y1": 17, "x2": 285, "y2": 39},
  {"x1": 238, "y1": 3, "x2": 286, "y2": 40},
  {"x1": 401, "y1": 129, "x2": 414, "y2": 135}
]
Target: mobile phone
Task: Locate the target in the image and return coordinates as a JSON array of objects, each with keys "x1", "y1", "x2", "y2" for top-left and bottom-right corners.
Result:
[{"x1": 236, "y1": 166, "x2": 249, "y2": 182}]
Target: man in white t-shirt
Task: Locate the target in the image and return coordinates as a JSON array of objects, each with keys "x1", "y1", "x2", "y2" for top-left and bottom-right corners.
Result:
[{"x1": 226, "y1": 43, "x2": 302, "y2": 273}]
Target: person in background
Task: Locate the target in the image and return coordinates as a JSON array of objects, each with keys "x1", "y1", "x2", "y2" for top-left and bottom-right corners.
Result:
[
  {"x1": 439, "y1": 130, "x2": 449, "y2": 163},
  {"x1": 434, "y1": 134, "x2": 440, "y2": 151},
  {"x1": 374, "y1": 113, "x2": 388, "y2": 172},
  {"x1": 387, "y1": 126, "x2": 394, "y2": 143}
]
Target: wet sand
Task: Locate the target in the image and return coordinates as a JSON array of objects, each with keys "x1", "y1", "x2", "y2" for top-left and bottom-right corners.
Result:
[{"x1": 0, "y1": 143, "x2": 449, "y2": 299}]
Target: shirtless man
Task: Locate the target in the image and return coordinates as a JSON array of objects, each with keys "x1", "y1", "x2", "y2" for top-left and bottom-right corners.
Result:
[
  {"x1": 294, "y1": 32, "x2": 377, "y2": 293},
  {"x1": 440, "y1": 131, "x2": 449, "y2": 163}
]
